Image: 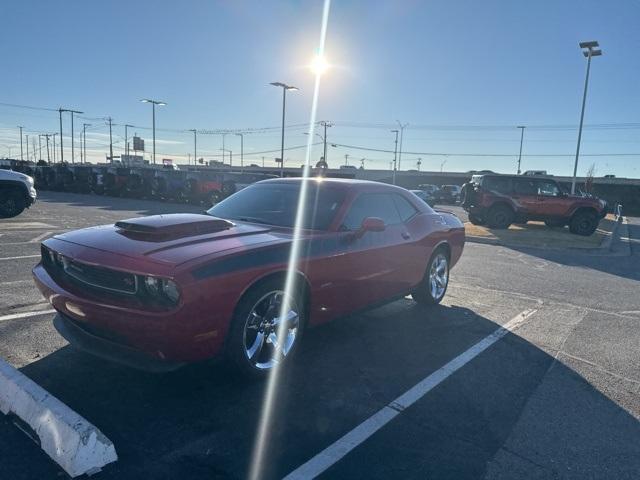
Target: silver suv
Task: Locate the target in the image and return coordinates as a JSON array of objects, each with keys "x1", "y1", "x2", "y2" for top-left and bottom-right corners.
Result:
[{"x1": 0, "y1": 169, "x2": 37, "y2": 218}]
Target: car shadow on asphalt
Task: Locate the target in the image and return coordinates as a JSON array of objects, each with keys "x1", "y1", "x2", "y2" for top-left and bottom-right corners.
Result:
[{"x1": 7, "y1": 301, "x2": 640, "y2": 480}]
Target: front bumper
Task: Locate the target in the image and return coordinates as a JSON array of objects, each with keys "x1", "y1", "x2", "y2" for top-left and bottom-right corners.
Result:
[{"x1": 54, "y1": 313, "x2": 184, "y2": 372}]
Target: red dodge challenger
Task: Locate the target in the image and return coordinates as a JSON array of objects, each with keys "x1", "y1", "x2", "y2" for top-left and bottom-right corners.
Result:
[{"x1": 33, "y1": 178, "x2": 465, "y2": 377}]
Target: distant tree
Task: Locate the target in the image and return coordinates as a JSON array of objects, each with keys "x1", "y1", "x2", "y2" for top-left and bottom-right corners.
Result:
[{"x1": 585, "y1": 163, "x2": 596, "y2": 193}]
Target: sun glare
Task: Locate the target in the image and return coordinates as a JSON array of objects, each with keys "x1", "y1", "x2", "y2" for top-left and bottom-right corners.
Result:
[{"x1": 310, "y1": 54, "x2": 329, "y2": 75}]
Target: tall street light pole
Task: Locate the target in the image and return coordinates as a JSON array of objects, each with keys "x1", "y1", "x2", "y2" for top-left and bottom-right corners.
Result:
[
  {"x1": 391, "y1": 129, "x2": 399, "y2": 185},
  {"x1": 270, "y1": 82, "x2": 298, "y2": 177},
  {"x1": 140, "y1": 99, "x2": 166, "y2": 165},
  {"x1": 107, "y1": 117, "x2": 114, "y2": 163},
  {"x1": 38, "y1": 134, "x2": 42, "y2": 162},
  {"x1": 57, "y1": 108, "x2": 82, "y2": 164},
  {"x1": 572, "y1": 41, "x2": 602, "y2": 194},
  {"x1": 25, "y1": 134, "x2": 29, "y2": 162},
  {"x1": 82, "y1": 123, "x2": 91, "y2": 164},
  {"x1": 516, "y1": 126, "x2": 525, "y2": 174},
  {"x1": 396, "y1": 121, "x2": 408, "y2": 171},
  {"x1": 17, "y1": 126, "x2": 24, "y2": 161},
  {"x1": 189, "y1": 129, "x2": 197, "y2": 166},
  {"x1": 235, "y1": 133, "x2": 244, "y2": 171}
]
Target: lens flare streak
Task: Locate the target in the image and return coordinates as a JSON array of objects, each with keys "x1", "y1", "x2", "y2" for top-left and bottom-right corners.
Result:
[{"x1": 248, "y1": 1, "x2": 332, "y2": 479}]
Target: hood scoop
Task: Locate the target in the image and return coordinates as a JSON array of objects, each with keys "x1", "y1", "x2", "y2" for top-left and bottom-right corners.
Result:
[{"x1": 115, "y1": 214, "x2": 234, "y2": 241}]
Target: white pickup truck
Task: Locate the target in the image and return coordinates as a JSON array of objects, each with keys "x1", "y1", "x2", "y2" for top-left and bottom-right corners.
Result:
[{"x1": 0, "y1": 169, "x2": 37, "y2": 218}]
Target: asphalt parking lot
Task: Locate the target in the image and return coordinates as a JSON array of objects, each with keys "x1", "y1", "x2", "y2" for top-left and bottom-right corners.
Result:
[{"x1": 1, "y1": 191, "x2": 639, "y2": 480}]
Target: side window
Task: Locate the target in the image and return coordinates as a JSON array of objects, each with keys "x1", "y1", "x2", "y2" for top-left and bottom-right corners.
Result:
[
  {"x1": 514, "y1": 178, "x2": 537, "y2": 195},
  {"x1": 341, "y1": 193, "x2": 402, "y2": 231},
  {"x1": 484, "y1": 176, "x2": 512, "y2": 194},
  {"x1": 392, "y1": 194, "x2": 418, "y2": 222},
  {"x1": 536, "y1": 181, "x2": 560, "y2": 196}
]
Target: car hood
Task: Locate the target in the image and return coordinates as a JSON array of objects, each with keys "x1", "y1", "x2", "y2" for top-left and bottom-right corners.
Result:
[{"x1": 49, "y1": 214, "x2": 287, "y2": 267}]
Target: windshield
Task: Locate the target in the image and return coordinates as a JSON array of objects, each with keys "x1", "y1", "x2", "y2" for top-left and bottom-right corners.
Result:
[{"x1": 207, "y1": 182, "x2": 346, "y2": 230}]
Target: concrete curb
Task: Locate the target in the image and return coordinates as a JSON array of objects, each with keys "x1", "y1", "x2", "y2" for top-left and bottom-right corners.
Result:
[
  {"x1": 0, "y1": 358, "x2": 117, "y2": 477},
  {"x1": 466, "y1": 217, "x2": 621, "y2": 253}
]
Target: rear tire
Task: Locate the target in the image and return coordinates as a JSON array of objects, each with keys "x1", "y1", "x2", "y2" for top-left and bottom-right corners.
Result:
[
  {"x1": 0, "y1": 190, "x2": 26, "y2": 218},
  {"x1": 226, "y1": 277, "x2": 306, "y2": 379},
  {"x1": 486, "y1": 204, "x2": 514, "y2": 229},
  {"x1": 412, "y1": 247, "x2": 450, "y2": 306},
  {"x1": 569, "y1": 211, "x2": 598, "y2": 236}
]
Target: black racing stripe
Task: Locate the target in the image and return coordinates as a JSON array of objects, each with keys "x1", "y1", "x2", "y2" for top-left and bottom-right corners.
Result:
[{"x1": 192, "y1": 236, "x2": 342, "y2": 280}]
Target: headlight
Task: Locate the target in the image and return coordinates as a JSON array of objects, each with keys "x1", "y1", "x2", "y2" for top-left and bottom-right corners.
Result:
[
  {"x1": 161, "y1": 280, "x2": 180, "y2": 303},
  {"x1": 143, "y1": 276, "x2": 180, "y2": 304}
]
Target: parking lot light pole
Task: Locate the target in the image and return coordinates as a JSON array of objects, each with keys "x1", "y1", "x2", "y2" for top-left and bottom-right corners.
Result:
[
  {"x1": 140, "y1": 99, "x2": 166, "y2": 165},
  {"x1": 270, "y1": 82, "x2": 298, "y2": 177},
  {"x1": 17, "y1": 126, "x2": 24, "y2": 161},
  {"x1": 235, "y1": 133, "x2": 244, "y2": 171},
  {"x1": 396, "y1": 121, "x2": 408, "y2": 171},
  {"x1": 572, "y1": 41, "x2": 602, "y2": 194},
  {"x1": 516, "y1": 126, "x2": 525, "y2": 174},
  {"x1": 391, "y1": 129, "x2": 399, "y2": 185}
]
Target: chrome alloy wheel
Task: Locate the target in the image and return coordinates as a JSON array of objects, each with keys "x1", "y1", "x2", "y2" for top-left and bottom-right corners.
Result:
[
  {"x1": 243, "y1": 290, "x2": 300, "y2": 370},
  {"x1": 429, "y1": 253, "x2": 449, "y2": 300}
]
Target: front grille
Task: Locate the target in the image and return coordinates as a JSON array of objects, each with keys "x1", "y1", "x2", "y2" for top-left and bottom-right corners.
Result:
[{"x1": 42, "y1": 246, "x2": 137, "y2": 295}]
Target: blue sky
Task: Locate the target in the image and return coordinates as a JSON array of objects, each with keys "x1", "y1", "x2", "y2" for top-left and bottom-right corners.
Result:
[{"x1": 1, "y1": 0, "x2": 640, "y2": 177}]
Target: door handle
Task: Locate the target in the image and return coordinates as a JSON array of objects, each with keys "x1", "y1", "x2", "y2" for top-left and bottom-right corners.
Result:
[{"x1": 401, "y1": 231, "x2": 411, "y2": 240}]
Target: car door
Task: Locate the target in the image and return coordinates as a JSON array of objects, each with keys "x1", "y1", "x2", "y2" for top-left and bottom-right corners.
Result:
[
  {"x1": 535, "y1": 179, "x2": 569, "y2": 217},
  {"x1": 331, "y1": 191, "x2": 415, "y2": 313},
  {"x1": 512, "y1": 177, "x2": 539, "y2": 215}
]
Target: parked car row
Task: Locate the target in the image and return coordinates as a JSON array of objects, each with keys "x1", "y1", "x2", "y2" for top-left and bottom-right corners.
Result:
[
  {"x1": 8, "y1": 163, "x2": 277, "y2": 206},
  {"x1": 415, "y1": 184, "x2": 462, "y2": 205}
]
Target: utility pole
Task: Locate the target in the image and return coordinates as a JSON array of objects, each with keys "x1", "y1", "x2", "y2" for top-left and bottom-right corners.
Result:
[
  {"x1": 32, "y1": 137, "x2": 36, "y2": 162},
  {"x1": 516, "y1": 126, "x2": 525, "y2": 175},
  {"x1": 18, "y1": 126, "x2": 24, "y2": 161},
  {"x1": 360, "y1": 158, "x2": 365, "y2": 169},
  {"x1": 320, "y1": 121, "x2": 333, "y2": 165},
  {"x1": 235, "y1": 132, "x2": 244, "y2": 171},
  {"x1": 396, "y1": 121, "x2": 408, "y2": 171},
  {"x1": 572, "y1": 41, "x2": 602, "y2": 194},
  {"x1": 262, "y1": 156, "x2": 265, "y2": 168},
  {"x1": 42, "y1": 135, "x2": 51, "y2": 163},
  {"x1": 25, "y1": 134, "x2": 29, "y2": 162},
  {"x1": 52, "y1": 133, "x2": 57, "y2": 163},
  {"x1": 221, "y1": 133, "x2": 228, "y2": 166},
  {"x1": 344, "y1": 154, "x2": 349, "y2": 166},
  {"x1": 38, "y1": 134, "x2": 42, "y2": 162},
  {"x1": 417, "y1": 157, "x2": 422, "y2": 171},
  {"x1": 58, "y1": 109, "x2": 63, "y2": 162},
  {"x1": 107, "y1": 117, "x2": 113, "y2": 163},
  {"x1": 189, "y1": 129, "x2": 197, "y2": 166},
  {"x1": 57, "y1": 108, "x2": 82, "y2": 163},
  {"x1": 82, "y1": 124, "x2": 91, "y2": 164},
  {"x1": 391, "y1": 129, "x2": 399, "y2": 185}
]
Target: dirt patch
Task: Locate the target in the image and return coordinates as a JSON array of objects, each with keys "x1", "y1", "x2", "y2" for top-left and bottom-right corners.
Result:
[{"x1": 465, "y1": 216, "x2": 616, "y2": 249}]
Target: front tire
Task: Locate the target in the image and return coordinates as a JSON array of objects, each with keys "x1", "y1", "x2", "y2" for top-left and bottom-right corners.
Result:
[
  {"x1": 412, "y1": 248, "x2": 450, "y2": 305},
  {"x1": 226, "y1": 278, "x2": 306, "y2": 379},
  {"x1": 569, "y1": 211, "x2": 598, "y2": 236},
  {"x1": 0, "y1": 190, "x2": 26, "y2": 218}
]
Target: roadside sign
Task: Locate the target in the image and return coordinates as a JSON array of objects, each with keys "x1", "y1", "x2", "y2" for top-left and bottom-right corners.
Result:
[{"x1": 132, "y1": 136, "x2": 144, "y2": 151}]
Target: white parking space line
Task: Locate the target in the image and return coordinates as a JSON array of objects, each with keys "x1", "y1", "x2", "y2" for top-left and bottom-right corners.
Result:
[
  {"x1": 0, "y1": 309, "x2": 55, "y2": 323},
  {"x1": 0, "y1": 254, "x2": 40, "y2": 261},
  {"x1": 284, "y1": 309, "x2": 538, "y2": 480},
  {"x1": 0, "y1": 222, "x2": 57, "y2": 230},
  {"x1": 28, "y1": 231, "x2": 53, "y2": 243}
]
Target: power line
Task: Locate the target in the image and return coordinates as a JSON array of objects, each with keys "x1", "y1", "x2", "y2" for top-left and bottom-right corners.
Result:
[{"x1": 330, "y1": 142, "x2": 640, "y2": 157}]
